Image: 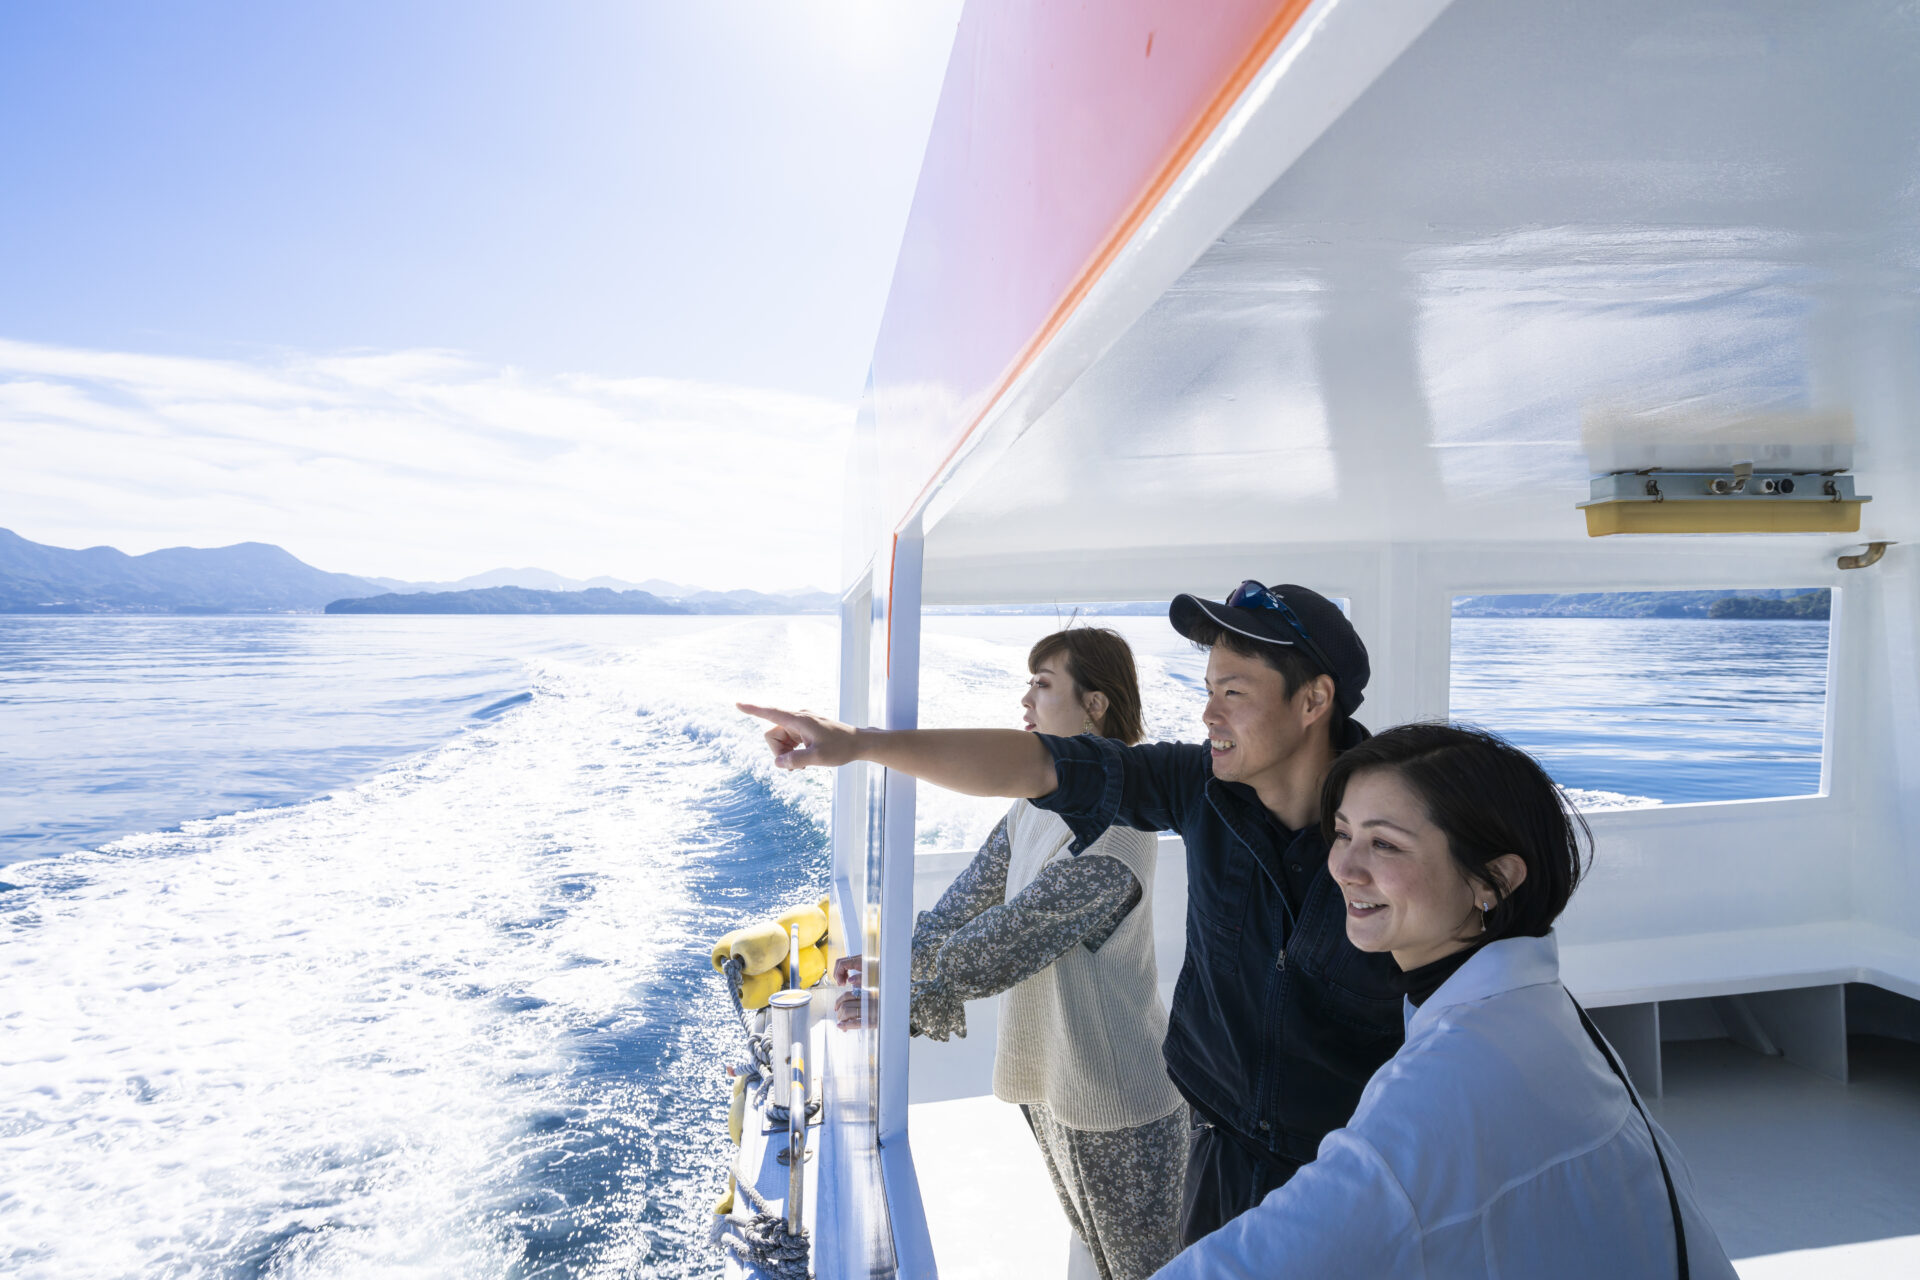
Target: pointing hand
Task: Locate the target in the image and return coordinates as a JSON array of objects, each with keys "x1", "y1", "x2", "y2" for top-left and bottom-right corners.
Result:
[{"x1": 737, "y1": 703, "x2": 862, "y2": 770}]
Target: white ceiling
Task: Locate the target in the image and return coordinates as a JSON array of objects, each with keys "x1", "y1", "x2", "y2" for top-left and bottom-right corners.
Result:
[{"x1": 924, "y1": 0, "x2": 1920, "y2": 580}]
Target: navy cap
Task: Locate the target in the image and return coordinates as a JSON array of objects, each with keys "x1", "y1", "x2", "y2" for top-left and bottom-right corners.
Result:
[{"x1": 1169, "y1": 581, "x2": 1371, "y2": 715}]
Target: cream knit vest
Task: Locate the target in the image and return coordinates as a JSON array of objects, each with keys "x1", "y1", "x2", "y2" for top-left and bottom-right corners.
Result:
[{"x1": 992, "y1": 800, "x2": 1184, "y2": 1132}]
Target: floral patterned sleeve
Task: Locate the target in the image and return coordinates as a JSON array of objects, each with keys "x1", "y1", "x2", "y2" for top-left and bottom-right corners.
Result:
[
  {"x1": 908, "y1": 850, "x2": 1142, "y2": 1042},
  {"x1": 909, "y1": 815, "x2": 1014, "y2": 985}
]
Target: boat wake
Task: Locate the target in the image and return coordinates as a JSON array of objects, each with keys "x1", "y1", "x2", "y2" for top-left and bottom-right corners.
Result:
[{"x1": 0, "y1": 619, "x2": 836, "y2": 1280}]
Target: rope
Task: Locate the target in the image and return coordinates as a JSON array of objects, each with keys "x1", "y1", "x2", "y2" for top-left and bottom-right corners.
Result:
[
  {"x1": 722, "y1": 955, "x2": 774, "y2": 1076},
  {"x1": 712, "y1": 1165, "x2": 811, "y2": 1279},
  {"x1": 713, "y1": 953, "x2": 812, "y2": 1277}
]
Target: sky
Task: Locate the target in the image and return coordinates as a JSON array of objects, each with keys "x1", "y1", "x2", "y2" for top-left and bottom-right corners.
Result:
[{"x1": 0, "y1": 1, "x2": 962, "y2": 589}]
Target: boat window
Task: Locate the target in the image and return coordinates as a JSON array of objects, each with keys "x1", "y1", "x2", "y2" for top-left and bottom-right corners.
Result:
[
  {"x1": 916, "y1": 608, "x2": 1209, "y2": 851},
  {"x1": 1449, "y1": 589, "x2": 1832, "y2": 809}
]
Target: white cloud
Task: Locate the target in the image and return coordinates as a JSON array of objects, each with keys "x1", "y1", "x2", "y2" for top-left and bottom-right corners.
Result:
[{"x1": 0, "y1": 338, "x2": 853, "y2": 589}]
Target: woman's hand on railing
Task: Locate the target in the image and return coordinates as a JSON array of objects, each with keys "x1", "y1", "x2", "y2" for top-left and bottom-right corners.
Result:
[{"x1": 831, "y1": 954, "x2": 867, "y2": 1030}]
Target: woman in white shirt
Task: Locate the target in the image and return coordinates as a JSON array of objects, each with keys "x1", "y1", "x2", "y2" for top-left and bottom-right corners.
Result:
[{"x1": 1154, "y1": 723, "x2": 1737, "y2": 1279}]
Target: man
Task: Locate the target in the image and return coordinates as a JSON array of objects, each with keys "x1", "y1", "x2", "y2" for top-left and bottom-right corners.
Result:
[{"x1": 740, "y1": 581, "x2": 1404, "y2": 1245}]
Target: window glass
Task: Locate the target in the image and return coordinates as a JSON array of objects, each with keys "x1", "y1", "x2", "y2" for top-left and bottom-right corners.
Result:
[
  {"x1": 1450, "y1": 590, "x2": 1831, "y2": 808},
  {"x1": 916, "y1": 608, "x2": 1205, "y2": 851}
]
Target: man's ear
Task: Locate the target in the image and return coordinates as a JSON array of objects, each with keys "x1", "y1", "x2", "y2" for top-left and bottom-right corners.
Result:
[{"x1": 1298, "y1": 674, "x2": 1335, "y2": 727}]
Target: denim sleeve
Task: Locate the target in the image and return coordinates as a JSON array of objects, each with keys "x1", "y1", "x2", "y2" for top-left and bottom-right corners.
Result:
[{"x1": 1028, "y1": 734, "x2": 1208, "y2": 853}]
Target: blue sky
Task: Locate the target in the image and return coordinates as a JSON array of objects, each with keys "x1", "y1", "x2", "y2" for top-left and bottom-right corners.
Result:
[{"x1": 0, "y1": 2, "x2": 960, "y2": 587}]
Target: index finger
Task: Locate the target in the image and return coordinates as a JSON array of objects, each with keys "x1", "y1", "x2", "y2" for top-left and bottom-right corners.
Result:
[{"x1": 737, "y1": 702, "x2": 801, "y2": 728}]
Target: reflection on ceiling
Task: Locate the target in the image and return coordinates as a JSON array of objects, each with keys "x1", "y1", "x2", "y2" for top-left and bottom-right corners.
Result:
[{"x1": 927, "y1": 0, "x2": 1919, "y2": 568}]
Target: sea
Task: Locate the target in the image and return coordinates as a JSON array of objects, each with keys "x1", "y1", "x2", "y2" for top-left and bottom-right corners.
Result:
[{"x1": 0, "y1": 613, "x2": 1830, "y2": 1279}]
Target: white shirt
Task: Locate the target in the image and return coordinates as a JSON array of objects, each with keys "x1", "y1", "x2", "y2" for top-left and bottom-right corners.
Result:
[{"x1": 1154, "y1": 932, "x2": 1738, "y2": 1279}]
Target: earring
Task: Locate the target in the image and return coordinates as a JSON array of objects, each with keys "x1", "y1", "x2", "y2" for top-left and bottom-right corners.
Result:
[
  {"x1": 1081, "y1": 715, "x2": 1098, "y2": 735},
  {"x1": 1479, "y1": 901, "x2": 1493, "y2": 932}
]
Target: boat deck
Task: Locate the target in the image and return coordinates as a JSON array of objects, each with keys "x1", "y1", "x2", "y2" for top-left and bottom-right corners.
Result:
[
  {"x1": 1663, "y1": 1034, "x2": 1920, "y2": 1276},
  {"x1": 911, "y1": 1033, "x2": 1920, "y2": 1278}
]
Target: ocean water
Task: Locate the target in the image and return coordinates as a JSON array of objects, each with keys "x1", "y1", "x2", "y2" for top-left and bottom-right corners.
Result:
[
  {"x1": 1448, "y1": 617, "x2": 1830, "y2": 806},
  {"x1": 0, "y1": 613, "x2": 1830, "y2": 1278},
  {"x1": 1, "y1": 617, "x2": 837, "y2": 1280}
]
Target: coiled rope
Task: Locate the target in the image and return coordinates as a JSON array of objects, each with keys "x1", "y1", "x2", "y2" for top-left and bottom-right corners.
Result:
[
  {"x1": 711, "y1": 1162, "x2": 812, "y2": 1280},
  {"x1": 714, "y1": 953, "x2": 812, "y2": 1278}
]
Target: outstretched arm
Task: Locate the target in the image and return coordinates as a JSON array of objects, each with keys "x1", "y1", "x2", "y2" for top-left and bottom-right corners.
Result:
[{"x1": 737, "y1": 703, "x2": 1058, "y2": 798}]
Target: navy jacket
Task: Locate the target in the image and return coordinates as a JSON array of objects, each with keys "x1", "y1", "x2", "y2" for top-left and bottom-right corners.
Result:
[{"x1": 1032, "y1": 732, "x2": 1405, "y2": 1163}]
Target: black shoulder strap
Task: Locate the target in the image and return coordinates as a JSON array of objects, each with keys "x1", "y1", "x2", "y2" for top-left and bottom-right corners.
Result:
[{"x1": 1568, "y1": 991, "x2": 1689, "y2": 1280}]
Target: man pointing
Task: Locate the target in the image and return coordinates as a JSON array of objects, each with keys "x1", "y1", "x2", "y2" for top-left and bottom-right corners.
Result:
[{"x1": 741, "y1": 581, "x2": 1404, "y2": 1245}]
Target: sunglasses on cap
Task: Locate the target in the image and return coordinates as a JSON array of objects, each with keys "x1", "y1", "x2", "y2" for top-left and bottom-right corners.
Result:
[{"x1": 1224, "y1": 580, "x2": 1339, "y2": 682}]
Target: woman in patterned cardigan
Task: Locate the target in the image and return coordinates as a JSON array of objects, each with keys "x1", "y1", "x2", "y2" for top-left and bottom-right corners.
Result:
[{"x1": 837, "y1": 628, "x2": 1187, "y2": 1280}]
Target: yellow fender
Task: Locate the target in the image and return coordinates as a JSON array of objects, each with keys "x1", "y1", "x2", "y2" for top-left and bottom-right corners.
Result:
[
  {"x1": 783, "y1": 943, "x2": 827, "y2": 990},
  {"x1": 713, "y1": 920, "x2": 789, "y2": 977},
  {"x1": 728, "y1": 1073, "x2": 748, "y2": 1144},
  {"x1": 777, "y1": 904, "x2": 829, "y2": 950},
  {"x1": 736, "y1": 965, "x2": 783, "y2": 1010},
  {"x1": 714, "y1": 1171, "x2": 735, "y2": 1216}
]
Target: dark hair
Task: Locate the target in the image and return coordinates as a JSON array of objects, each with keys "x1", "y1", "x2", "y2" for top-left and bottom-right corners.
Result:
[
  {"x1": 1186, "y1": 622, "x2": 1349, "y2": 743},
  {"x1": 1318, "y1": 723, "x2": 1590, "y2": 940},
  {"x1": 1028, "y1": 627, "x2": 1145, "y2": 745}
]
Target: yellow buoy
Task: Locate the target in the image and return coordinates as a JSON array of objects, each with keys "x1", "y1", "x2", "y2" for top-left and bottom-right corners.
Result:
[
  {"x1": 777, "y1": 904, "x2": 829, "y2": 950},
  {"x1": 782, "y1": 943, "x2": 827, "y2": 990},
  {"x1": 736, "y1": 965, "x2": 783, "y2": 1010},
  {"x1": 714, "y1": 1172, "x2": 735, "y2": 1216},
  {"x1": 721, "y1": 920, "x2": 790, "y2": 976},
  {"x1": 728, "y1": 1073, "x2": 748, "y2": 1144}
]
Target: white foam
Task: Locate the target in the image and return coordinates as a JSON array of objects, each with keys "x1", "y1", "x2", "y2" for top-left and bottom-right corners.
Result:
[
  {"x1": 0, "y1": 617, "x2": 837, "y2": 1279},
  {"x1": 1564, "y1": 787, "x2": 1664, "y2": 812}
]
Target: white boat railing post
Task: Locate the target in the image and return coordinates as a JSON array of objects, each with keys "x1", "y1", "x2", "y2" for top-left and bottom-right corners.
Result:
[
  {"x1": 876, "y1": 523, "x2": 937, "y2": 1278},
  {"x1": 788, "y1": 1043, "x2": 807, "y2": 1236}
]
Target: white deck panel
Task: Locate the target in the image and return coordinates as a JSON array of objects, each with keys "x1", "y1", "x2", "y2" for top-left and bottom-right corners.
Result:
[
  {"x1": 909, "y1": 1094, "x2": 1077, "y2": 1280},
  {"x1": 1563, "y1": 922, "x2": 1920, "y2": 1008},
  {"x1": 1665, "y1": 1036, "x2": 1920, "y2": 1274}
]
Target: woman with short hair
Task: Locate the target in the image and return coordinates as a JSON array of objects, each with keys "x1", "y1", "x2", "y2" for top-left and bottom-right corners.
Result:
[
  {"x1": 845, "y1": 626, "x2": 1186, "y2": 1280},
  {"x1": 1154, "y1": 723, "x2": 1737, "y2": 1279}
]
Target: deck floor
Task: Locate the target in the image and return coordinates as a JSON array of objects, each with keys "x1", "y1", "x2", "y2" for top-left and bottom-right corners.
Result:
[
  {"x1": 1659, "y1": 1034, "x2": 1920, "y2": 1276},
  {"x1": 911, "y1": 1034, "x2": 1920, "y2": 1277}
]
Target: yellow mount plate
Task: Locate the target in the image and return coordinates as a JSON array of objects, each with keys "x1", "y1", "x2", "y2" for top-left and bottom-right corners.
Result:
[{"x1": 1583, "y1": 500, "x2": 1865, "y2": 536}]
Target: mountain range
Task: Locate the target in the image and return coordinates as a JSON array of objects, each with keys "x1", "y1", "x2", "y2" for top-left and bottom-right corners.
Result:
[
  {"x1": 0, "y1": 529, "x2": 834, "y2": 615},
  {"x1": 4, "y1": 528, "x2": 1827, "y2": 620}
]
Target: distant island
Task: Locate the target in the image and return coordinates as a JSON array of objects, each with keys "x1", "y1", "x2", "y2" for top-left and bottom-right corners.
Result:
[
  {"x1": 1452, "y1": 589, "x2": 1830, "y2": 620},
  {"x1": 0, "y1": 528, "x2": 833, "y2": 615},
  {"x1": 1706, "y1": 591, "x2": 1831, "y2": 620},
  {"x1": 326, "y1": 587, "x2": 688, "y2": 615}
]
